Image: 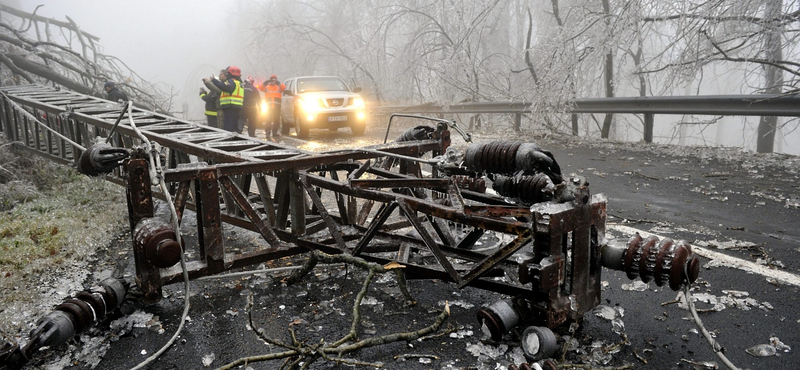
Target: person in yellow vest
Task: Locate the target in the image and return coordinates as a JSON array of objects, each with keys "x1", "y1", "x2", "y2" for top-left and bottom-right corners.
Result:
[
  {"x1": 203, "y1": 66, "x2": 243, "y2": 132},
  {"x1": 260, "y1": 74, "x2": 286, "y2": 137},
  {"x1": 198, "y1": 87, "x2": 219, "y2": 127}
]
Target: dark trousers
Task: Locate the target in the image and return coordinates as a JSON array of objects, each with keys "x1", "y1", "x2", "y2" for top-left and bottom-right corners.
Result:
[
  {"x1": 220, "y1": 108, "x2": 241, "y2": 132},
  {"x1": 243, "y1": 107, "x2": 260, "y2": 137},
  {"x1": 206, "y1": 114, "x2": 218, "y2": 128},
  {"x1": 267, "y1": 101, "x2": 282, "y2": 135}
]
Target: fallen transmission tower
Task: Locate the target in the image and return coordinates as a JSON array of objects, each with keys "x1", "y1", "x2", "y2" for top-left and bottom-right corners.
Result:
[{"x1": 0, "y1": 84, "x2": 699, "y2": 364}]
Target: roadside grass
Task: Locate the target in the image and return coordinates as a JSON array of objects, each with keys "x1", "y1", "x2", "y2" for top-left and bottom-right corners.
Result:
[{"x1": 0, "y1": 142, "x2": 127, "y2": 306}]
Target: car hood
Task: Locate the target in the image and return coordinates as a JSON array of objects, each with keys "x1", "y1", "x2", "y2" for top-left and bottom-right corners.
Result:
[{"x1": 296, "y1": 91, "x2": 361, "y2": 100}]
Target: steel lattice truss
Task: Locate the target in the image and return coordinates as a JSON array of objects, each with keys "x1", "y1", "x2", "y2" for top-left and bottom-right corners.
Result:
[{"x1": 2, "y1": 84, "x2": 699, "y2": 334}]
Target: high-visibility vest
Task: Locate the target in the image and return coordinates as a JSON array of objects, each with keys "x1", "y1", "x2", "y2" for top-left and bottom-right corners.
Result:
[
  {"x1": 264, "y1": 83, "x2": 283, "y2": 102},
  {"x1": 219, "y1": 79, "x2": 244, "y2": 108},
  {"x1": 199, "y1": 92, "x2": 218, "y2": 116}
]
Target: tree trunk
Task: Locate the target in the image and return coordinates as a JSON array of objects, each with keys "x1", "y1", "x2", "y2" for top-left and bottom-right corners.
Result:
[
  {"x1": 757, "y1": 0, "x2": 784, "y2": 153},
  {"x1": 600, "y1": 0, "x2": 614, "y2": 139}
]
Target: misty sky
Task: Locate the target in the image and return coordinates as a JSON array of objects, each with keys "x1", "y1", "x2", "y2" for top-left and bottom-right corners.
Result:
[{"x1": 13, "y1": 0, "x2": 242, "y2": 116}]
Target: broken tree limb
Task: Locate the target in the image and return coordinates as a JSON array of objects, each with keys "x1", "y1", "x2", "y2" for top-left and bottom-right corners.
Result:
[
  {"x1": 0, "y1": 52, "x2": 34, "y2": 83},
  {"x1": 0, "y1": 4, "x2": 100, "y2": 42},
  {"x1": 216, "y1": 251, "x2": 450, "y2": 370},
  {"x1": 4, "y1": 52, "x2": 92, "y2": 94},
  {"x1": 324, "y1": 302, "x2": 450, "y2": 356},
  {"x1": 0, "y1": 4, "x2": 172, "y2": 112}
]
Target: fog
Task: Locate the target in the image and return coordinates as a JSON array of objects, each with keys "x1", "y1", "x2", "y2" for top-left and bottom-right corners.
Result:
[
  {"x1": 13, "y1": 0, "x2": 247, "y2": 119},
  {"x1": 4, "y1": 0, "x2": 800, "y2": 155}
]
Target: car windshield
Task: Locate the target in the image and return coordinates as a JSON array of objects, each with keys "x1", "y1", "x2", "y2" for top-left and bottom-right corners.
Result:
[{"x1": 296, "y1": 77, "x2": 349, "y2": 93}]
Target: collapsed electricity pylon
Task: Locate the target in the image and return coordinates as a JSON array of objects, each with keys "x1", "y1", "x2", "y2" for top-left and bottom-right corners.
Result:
[{"x1": 0, "y1": 84, "x2": 699, "y2": 362}]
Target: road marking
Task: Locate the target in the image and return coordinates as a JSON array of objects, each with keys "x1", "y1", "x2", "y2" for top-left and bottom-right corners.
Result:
[{"x1": 608, "y1": 224, "x2": 800, "y2": 287}]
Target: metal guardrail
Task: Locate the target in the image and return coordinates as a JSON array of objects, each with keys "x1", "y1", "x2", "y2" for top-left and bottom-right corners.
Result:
[{"x1": 374, "y1": 94, "x2": 800, "y2": 142}]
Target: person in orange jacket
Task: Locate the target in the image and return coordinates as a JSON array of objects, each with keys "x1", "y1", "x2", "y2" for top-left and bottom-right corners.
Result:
[{"x1": 260, "y1": 74, "x2": 285, "y2": 137}]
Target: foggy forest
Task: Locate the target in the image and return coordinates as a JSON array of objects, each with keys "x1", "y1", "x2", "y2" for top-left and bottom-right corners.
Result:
[{"x1": 1, "y1": 0, "x2": 799, "y2": 153}]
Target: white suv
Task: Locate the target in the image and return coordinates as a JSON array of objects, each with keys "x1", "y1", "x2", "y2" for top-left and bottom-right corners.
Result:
[{"x1": 280, "y1": 76, "x2": 367, "y2": 138}]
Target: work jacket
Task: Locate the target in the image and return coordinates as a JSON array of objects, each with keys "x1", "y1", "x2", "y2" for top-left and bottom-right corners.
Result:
[
  {"x1": 242, "y1": 81, "x2": 260, "y2": 111},
  {"x1": 262, "y1": 82, "x2": 285, "y2": 103},
  {"x1": 200, "y1": 90, "x2": 219, "y2": 116},
  {"x1": 213, "y1": 78, "x2": 243, "y2": 109},
  {"x1": 106, "y1": 87, "x2": 128, "y2": 103}
]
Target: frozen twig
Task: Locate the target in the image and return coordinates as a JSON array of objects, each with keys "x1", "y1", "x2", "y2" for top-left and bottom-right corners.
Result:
[
  {"x1": 394, "y1": 268, "x2": 416, "y2": 304},
  {"x1": 216, "y1": 251, "x2": 450, "y2": 370},
  {"x1": 394, "y1": 353, "x2": 440, "y2": 360},
  {"x1": 283, "y1": 250, "x2": 320, "y2": 285},
  {"x1": 558, "y1": 364, "x2": 634, "y2": 369}
]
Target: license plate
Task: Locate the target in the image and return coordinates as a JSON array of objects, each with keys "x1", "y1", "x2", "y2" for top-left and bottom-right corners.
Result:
[{"x1": 328, "y1": 116, "x2": 347, "y2": 122}]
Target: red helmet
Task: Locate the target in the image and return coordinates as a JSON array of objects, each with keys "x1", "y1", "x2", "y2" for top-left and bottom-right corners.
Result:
[
  {"x1": 226, "y1": 66, "x2": 242, "y2": 77},
  {"x1": 270, "y1": 74, "x2": 277, "y2": 80}
]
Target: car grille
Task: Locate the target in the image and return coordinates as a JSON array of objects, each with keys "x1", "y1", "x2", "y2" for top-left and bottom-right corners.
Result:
[{"x1": 325, "y1": 98, "x2": 350, "y2": 108}]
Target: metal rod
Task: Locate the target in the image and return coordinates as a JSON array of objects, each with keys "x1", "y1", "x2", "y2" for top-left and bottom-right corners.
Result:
[
  {"x1": 384, "y1": 113, "x2": 450, "y2": 143},
  {"x1": 105, "y1": 101, "x2": 130, "y2": 143}
]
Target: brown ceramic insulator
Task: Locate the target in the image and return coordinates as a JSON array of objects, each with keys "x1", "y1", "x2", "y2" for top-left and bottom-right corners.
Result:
[
  {"x1": 487, "y1": 142, "x2": 504, "y2": 171},
  {"x1": 134, "y1": 217, "x2": 183, "y2": 268},
  {"x1": 686, "y1": 255, "x2": 700, "y2": 283},
  {"x1": 492, "y1": 173, "x2": 553, "y2": 204},
  {"x1": 541, "y1": 359, "x2": 559, "y2": 370},
  {"x1": 56, "y1": 299, "x2": 93, "y2": 334},
  {"x1": 624, "y1": 235, "x2": 699, "y2": 291},
  {"x1": 641, "y1": 238, "x2": 669, "y2": 284},
  {"x1": 637, "y1": 236, "x2": 660, "y2": 283},
  {"x1": 519, "y1": 364, "x2": 533, "y2": 370},
  {"x1": 95, "y1": 283, "x2": 117, "y2": 310},
  {"x1": 624, "y1": 233, "x2": 643, "y2": 280},
  {"x1": 506, "y1": 142, "x2": 522, "y2": 169},
  {"x1": 74, "y1": 291, "x2": 107, "y2": 321},
  {"x1": 465, "y1": 141, "x2": 524, "y2": 174},
  {"x1": 668, "y1": 241, "x2": 699, "y2": 291},
  {"x1": 654, "y1": 239, "x2": 675, "y2": 288}
]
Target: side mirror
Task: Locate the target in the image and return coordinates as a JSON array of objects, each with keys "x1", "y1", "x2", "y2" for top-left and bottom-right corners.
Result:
[
  {"x1": 353, "y1": 87, "x2": 362, "y2": 93},
  {"x1": 283, "y1": 90, "x2": 293, "y2": 96}
]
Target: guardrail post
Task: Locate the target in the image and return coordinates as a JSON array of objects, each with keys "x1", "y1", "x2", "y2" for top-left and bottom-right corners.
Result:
[
  {"x1": 644, "y1": 113, "x2": 653, "y2": 143},
  {"x1": 514, "y1": 113, "x2": 521, "y2": 132},
  {"x1": 571, "y1": 114, "x2": 578, "y2": 136}
]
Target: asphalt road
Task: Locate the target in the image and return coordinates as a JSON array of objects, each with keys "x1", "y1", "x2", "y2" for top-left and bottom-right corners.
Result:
[{"x1": 23, "y1": 126, "x2": 799, "y2": 370}]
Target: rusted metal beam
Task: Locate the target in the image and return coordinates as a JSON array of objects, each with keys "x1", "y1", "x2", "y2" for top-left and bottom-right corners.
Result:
[
  {"x1": 218, "y1": 175, "x2": 281, "y2": 246},
  {"x1": 350, "y1": 178, "x2": 451, "y2": 190},
  {"x1": 352, "y1": 202, "x2": 398, "y2": 256},
  {"x1": 300, "y1": 175, "x2": 347, "y2": 251},
  {"x1": 397, "y1": 199, "x2": 461, "y2": 284},
  {"x1": 458, "y1": 230, "x2": 532, "y2": 289}
]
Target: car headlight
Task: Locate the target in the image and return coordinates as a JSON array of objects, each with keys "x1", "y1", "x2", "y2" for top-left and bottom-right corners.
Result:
[
  {"x1": 260, "y1": 101, "x2": 268, "y2": 114},
  {"x1": 352, "y1": 97, "x2": 365, "y2": 109},
  {"x1": 299, "y1": 98, "x2": 323, "y2": 112}
]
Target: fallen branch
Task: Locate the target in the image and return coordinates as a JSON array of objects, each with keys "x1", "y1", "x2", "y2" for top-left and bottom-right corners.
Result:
[
  {"x1": 0, "y1": 4, "x2": 173, "y2": 112},
  {"x1": 215, "y1": 251, "x2": 450, "y2": 370}
]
